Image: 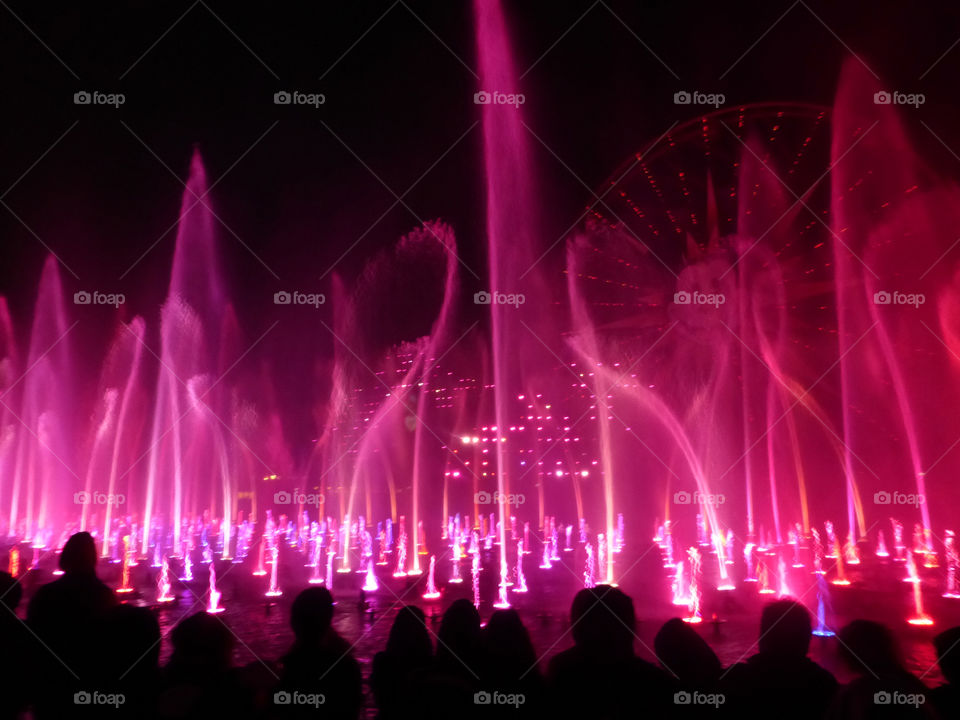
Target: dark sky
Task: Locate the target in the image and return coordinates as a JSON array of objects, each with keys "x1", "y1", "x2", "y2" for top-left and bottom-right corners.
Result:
[{"x1": 1, "y1": 0, "x2": 958, "y2": 437}]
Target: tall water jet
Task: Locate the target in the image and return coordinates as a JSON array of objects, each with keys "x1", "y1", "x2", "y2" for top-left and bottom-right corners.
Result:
[
  {"x1": 94, "y1": 318, "x2": 146, "y2": 551},
  {"x1": 474, "y1": 0, "x2": 557, "y2": 593},
  {"x1": 9, "y1": 256, "x2": 74, "y2": 534},
  {"x1": 142, "y1": 149, "x2": 230, "y2": 556},
  {"x1": 828, "y1": 60, "x2": 960, "y2": 543},
  {"x1": 333, "y1": 222, "x2": 458, "y2": 573}
]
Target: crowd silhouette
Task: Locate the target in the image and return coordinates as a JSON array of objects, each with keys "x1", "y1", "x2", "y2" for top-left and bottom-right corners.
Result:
[{"x1": 2, "y1": 532, "x2": 960, "y2": 718}]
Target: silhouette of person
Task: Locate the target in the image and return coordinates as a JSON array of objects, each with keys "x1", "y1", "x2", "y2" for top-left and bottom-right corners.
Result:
[
  {"x1": 157, "y1": 611, "x2": 242, "y2": 720},
  {"x1": 827, "y1": 619, "x2": 935, "y2": 719},
  {"x1": 27, "y1": 531, "x2": 117, "y2": 719},
  {"x1": 654, "y1": 617, "x2": 723, "y2": 718},
  {"x1": 371, "y1": 605, "x2": 432, "y2": 718},
  {"x1": 655, "y1": 617, "x2": 722, "y2": 690},
  {"x1": 95, "y1": 604, "x2": 161, "y2": 719},
  {"x1": 422, "y1": 598, "x2": 483, "y2": 718},
  {"x1": 720, "y1": 599, "x2": 836, "y2": 720},
  {"x1": 931, "y1": 625, "x2": 960, "y2": 718},
  {"x1": 546, "y1": 585, "x2": 675, "y2": 719},
  {"x1": 480, "y1": 608, "x2": 544, "y2": 717},
  {"x1": 274, "y1": 587, "x2": 362, "y2": 719},
  {"x1": 0, "y1": 571, "x2": 29, "y2": 720}
]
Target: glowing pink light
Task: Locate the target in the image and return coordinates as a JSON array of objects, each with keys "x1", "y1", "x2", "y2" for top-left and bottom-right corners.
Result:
[
  {"x1": 117, "y1": 536, "x2": 134, "y2": 594},
  {"x1": 362, "y1": 559, "x2": 379, "y2": 592},
  {"x1": 265, "y1": 547, "x2": 282, "y2": 597},
  {"x1": 207, "y1": 562, "x2": 224, "y2": 614},
  {"x1": 156, "y1": 556, "x2": 175, "y2": 603},
  {"x1": 422, "y1": 555, "x2": 441, "y2": 599}
]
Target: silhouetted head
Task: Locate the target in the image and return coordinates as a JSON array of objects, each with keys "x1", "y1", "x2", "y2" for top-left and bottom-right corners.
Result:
[
  {"x1": 59, "y1": 532, "x2": 98, "y2": 574},
  {"x1": 757, "y1": 600, "x2": 812, "y2": 658},
  {"x1": 386, "y1": 605, "x2": 432, "y2": 661},
  {"x1": 838, "y1": 620, "x2": 901, "y2": 675},
  {"x1": 104, "y1": 604, "x2": 161, "y2": 678},
  {"x1": 290, "y1": 586, "x2": 334, "y2": 644},
  {"x1": 934, "y1": 626, "x2": 960, "y2": 685},
  {"x1": 437, "y1": 598, "x2": 481, "y2": 665},
  {"x1": 570, "y1": 585, "x2": 636, "y2": 658},
  {"x1": 655, "y1": 617, "x2": 722, "y2": 686},
  {"x1": 169, "y1": 612, "x2": 234, "y2": 676},
  {"x1": 0, "y1": 571, "x2": 22, "y2": 611},
  {"x1": 484, "y1": 609, "x2": 537, "y2": 670}
]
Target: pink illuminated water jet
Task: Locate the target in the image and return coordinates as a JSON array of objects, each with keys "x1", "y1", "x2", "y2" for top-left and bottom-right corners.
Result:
[
  {"x1": 117, "y1": 536, "x2": 134, "y2": 594},
  {"x1": 362, "y1": 559, "x2": 379, "y2": 592},
  {"x1": 513, "y1": 541, "x2": 527, "y2": 593},
  {"x1": 207, "y1": 562, "x2": 223, "y2": 614},
  {"x1": 156, "y1": 556, "x2": 175, "y2": 603},
  {"x1": 422, "y1": 555, "x2": 441, "y2": 599},
  {"x1": 265, "y1": 546, "x2": 282, "y2": 597}
]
